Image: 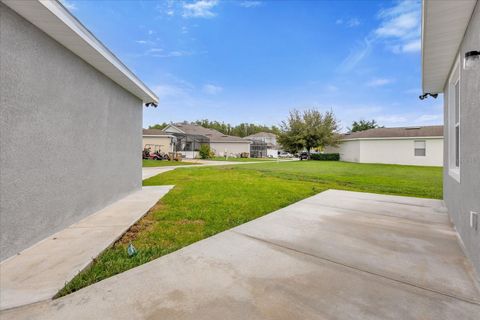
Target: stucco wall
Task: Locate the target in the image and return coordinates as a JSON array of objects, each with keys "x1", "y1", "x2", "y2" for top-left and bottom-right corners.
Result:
[
  {"x1": 325, "y1": 140, "x2": 360, "y2": 162},
  {"x1": 143, "y1": 136, "x2": 174, "y2": 153},
  {"x1": 443, "y1": 2, "x2": 480, "y2": 277},
  {"x1": 210, "y1": 142, "x2": 251, "y2": 157},
  {"x1": 327, "y1": 138, "x2": 442, "y2": 166},
  {"x1": 359, "y1": 138, "x2": 443, "y2": 166},
  {"x1": 0, "y1": 4, "x2": 142, "y2": 261}
]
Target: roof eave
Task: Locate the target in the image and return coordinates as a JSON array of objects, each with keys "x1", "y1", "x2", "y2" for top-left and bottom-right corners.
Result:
[
  {"x1": 421, "y1": 0, "x2": 477, "y2": 94},
  {"x1": 2, "y1": 0, "x2": 158, "y2": 104}
]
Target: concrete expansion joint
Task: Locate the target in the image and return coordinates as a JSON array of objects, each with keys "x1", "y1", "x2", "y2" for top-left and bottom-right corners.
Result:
[{"x1": 232, "y1": 230, "x2": 480, "y2": 306}]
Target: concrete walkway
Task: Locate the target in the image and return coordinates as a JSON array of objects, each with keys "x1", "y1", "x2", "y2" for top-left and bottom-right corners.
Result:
[
  {"x1": 2, "y1": 190, "x2": 479, "y2": 319},
  {"x1": 142, "y1": 159, "x2": 293, "y2": 180},
  {"x1": 0, "y1": 186, "x2": 173, "y2": 311}
]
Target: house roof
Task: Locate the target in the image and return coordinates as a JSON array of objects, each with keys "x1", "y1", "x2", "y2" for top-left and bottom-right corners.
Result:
[
  {"x1": 164, "y1": 123, "x2": 249, "y2": 143},
  {"x1": 421, "y1": 0, "x2": 477, "y2": 94},
  {"x1": 2, "y1": 0, "x2": 158, "y2": 104},
  {"x1": 244, "y1": 132, "x2": 278, "y2": 139},
  {"x1": 341, "y1": 126, "x2": 444, "y2": 140},
  {"x1": 142, "y1": 129, "x2": 174, "y2": 137}
]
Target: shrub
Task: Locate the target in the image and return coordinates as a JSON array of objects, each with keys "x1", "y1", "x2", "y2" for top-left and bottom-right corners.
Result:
[
  {"x1": 199, "y1": 144, "x2": 214, "y2": 159},
  {"x1": 310, "y1": 153, "x2": 340, "y2": 161}
]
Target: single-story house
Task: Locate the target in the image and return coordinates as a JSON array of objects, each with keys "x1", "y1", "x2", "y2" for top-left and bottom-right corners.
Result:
[
  {"x1": 244, "y1": 132, "x2": 281, "y2": 158},
  {"x1": 142, "y1": 129, "x2": 176, "y2": 154},
  {"x1": 163, "y1": 123, "x2": 251, "y2": 158},
  {"x1": 422, "y1": 0, "x2": 479, "y2": 275},
  {"x1": 325, "y1": 126, "x2": 443, "y2": 166},
  {"x1": 0, "y1": 0, "x2": 158, "y2": 261}
]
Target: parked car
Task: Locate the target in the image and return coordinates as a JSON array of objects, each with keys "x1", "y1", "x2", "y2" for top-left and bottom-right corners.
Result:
[
  {"x1": 278, "y1": 152, "x2": 293, "y2": 158},
  {"x1": 299, "y1": 152, "x2": 309, "y2": 160}
]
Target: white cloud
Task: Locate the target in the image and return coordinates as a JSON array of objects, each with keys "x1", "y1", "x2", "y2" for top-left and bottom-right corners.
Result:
[
  {"x1": 366, "y1": 78, "x2": 394, "y2": 87},
  {"x1": 347, "y1": 18, "x2": 361, "y2": 28},
  {"x1": 153, "y1": 50, "x2": 193, "y2": 58},
  {"x1": 338, "y1": 37, "x2": 374, "y2": 72},
  {"x1": 415, "y1": 114, "x2": 443, "y2": 123},
  {"x1": 402, "y1": 39, "x2": 421, "y2": 53},
  {"x1": 338, "y1": 0, "x2": 420, "y2": 71},
  {"x1": 375, "y1": 0, "x2": 421, "y2": 53},
  {"x1": 336, "y1": 18, "x2": 360, "y2": 28},
  {"x1": 240, "y1": 1, "x2": 262, "y2": 8},
  {"x1": 183, "y1": 0, "x2": 219, "y2": 18},
  {"x1": 60, "y1": 0, "x2": 76, "y2": 11},
  {"x1": 202, "y1": 84, "x2": 223, "y2": 95}
]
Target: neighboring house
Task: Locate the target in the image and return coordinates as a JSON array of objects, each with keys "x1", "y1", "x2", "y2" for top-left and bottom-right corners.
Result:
[
  {"x1": 422, "y1": 0, "x2": 479, "y2": 276},
  {"x1": 143, "y1": 129, "x2": 176, "y2": 154},
  {"x1": 244, "y1": 132, "x2": 280, "y2": 158},
  {"x1": 163, "y1": 123, "x2": 251, "y2": 158},
  {"x1": 325, "y1": 126, "x2": 443, "y2": 166},
  {"x1": 0, "y1": 1, "x2": 158, "y2": 260}
]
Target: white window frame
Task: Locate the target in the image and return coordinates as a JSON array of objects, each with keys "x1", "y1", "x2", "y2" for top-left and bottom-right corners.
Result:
[
  {"x1": 414, "y1": 140, "x2": 426, "y2": 157},
  {"x1": 447, "y1": 56, "x2": 461, "y2": 182}
]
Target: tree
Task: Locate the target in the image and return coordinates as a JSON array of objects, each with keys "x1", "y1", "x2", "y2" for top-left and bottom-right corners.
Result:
[
  {"x1": 348, "y1": 119, "x2": 382, "y2": 132},
  {"x1": 148, "y1": 122, "x2": 169, "y2": 130},
  {"x1": 278, "y1": 109, "x2": 340, "y2": 154},
  {"x1": 278, "y1": 110, "x2": 305, "y2": 154},
  {"x1": 199, "y1": 144, "x2": 214, "y2": 159}
]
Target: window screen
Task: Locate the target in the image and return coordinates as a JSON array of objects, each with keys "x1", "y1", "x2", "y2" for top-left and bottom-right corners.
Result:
[{"x1": 414, "y1": 140, "x2": 426, "y2": 157}]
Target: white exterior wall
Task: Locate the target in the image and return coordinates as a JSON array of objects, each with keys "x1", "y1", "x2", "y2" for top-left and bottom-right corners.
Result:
[
  {"x1": 358, "y1": 138, "x2": 443, "y2": 166},
  {"x1": 210, "y1": 142, "x2": 251, "y2": 157},
  {"x1": 328, "y1": 138, "x2": 443, "y2": 166}
]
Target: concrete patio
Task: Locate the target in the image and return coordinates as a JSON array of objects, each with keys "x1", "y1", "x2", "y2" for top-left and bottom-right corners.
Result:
[
  {"x1": 0, "y1": 186, "x2": 173, "y2": 311},
  {"x1": 2, "y1": 190, "x2": 479, "y2": 319}
]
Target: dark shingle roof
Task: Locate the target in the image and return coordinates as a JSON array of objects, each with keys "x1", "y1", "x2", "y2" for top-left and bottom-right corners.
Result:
[
  {"x1": 167, "y1": 123, "x2": 249, "y2": 143},
  {"x1": 143, "y1": 129, "x2": 172, "y2": 136},
  {"x1": 342, "y1": 125, "x2": 443, "y2": 139}
]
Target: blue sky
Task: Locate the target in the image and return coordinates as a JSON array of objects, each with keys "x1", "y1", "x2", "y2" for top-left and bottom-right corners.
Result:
[{"x1": 61, "y1": 0, "x2": 443, "y2": 131}]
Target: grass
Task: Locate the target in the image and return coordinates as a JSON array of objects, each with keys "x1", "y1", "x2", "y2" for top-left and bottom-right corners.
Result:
[
  {"x1": 142, "y1": 159, "x2": 198, "y2": 167},
  {"x1": 208, "y1": 157, "x2": 275, "y2": 162},
  {"x1": 56, "y1": 161, "x2": 442, "y2": 297}
]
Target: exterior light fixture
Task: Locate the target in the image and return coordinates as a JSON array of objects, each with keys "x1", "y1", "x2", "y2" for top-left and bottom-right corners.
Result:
[
  {"x1": 145, "y1": 102, "x2": 158, "y2": 107},
  {"x1": 464, "y1": 51, "x2": 480, "y2": 70},
  {"x1": 419, "y1": 93, "x2": 438, "y2": 100}
]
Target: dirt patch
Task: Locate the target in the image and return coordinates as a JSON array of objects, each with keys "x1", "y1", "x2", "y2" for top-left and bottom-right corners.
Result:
[{"x1": 115, "y1": 201, "x2": 166, "y2": 245}]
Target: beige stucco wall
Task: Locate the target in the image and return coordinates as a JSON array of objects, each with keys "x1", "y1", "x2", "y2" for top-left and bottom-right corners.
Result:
[
  {"x1": 143, "y1": 136, "x2": 174, "y2": 153},
  {"x1": 327, "y1": 138, "x2": 443, "y2": 166},
  {"x1": 210, "y1": 142, "x2": 251, "y2": 157}
]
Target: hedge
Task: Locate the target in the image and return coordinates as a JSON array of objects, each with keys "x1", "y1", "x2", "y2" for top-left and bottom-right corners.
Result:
[{"x1": 310, "y1": 153, "x2": 340, "y2": 161}]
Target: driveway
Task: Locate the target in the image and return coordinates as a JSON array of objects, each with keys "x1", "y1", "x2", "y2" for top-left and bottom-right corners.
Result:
[{"x1": 2, "y1": 190, "x2": 479, "y2": 319}]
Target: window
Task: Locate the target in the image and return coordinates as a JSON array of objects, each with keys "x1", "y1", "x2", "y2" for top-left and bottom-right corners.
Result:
[
  {"x1": 414, "y1": 140, "x2": 426, "y2": 156},
  {"x1": 448, "y1": 57, "x2": 461, "y2": 182}
]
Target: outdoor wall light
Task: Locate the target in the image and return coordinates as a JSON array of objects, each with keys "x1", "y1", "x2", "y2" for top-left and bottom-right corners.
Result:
[
  {"x1": 419, "y1": 93, "x2": 438, "y2": 100},
  {"x1": 464, "y1": 51, "x2": 480, "y2": 70},
  {"x1": 145, "y1": 102, "x2": 158, "y2": 107}
]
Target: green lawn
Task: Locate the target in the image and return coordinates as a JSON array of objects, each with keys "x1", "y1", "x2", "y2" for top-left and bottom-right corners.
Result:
[
  {"x1": 208, "y1": 157, "x2": 275, "y2": 162},
  {"x1": 56, "y1": 161, "x2": 442, "y2": 297},
  {"x1": 142, "y1": 159, "x2": 199, "y2": 167}
]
